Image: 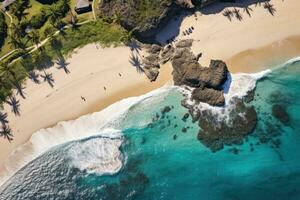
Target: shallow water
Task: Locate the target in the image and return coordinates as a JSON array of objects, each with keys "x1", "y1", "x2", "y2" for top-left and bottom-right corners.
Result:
[{"x1": 1, "y1": 61, "x2": 300, "y2": 200}]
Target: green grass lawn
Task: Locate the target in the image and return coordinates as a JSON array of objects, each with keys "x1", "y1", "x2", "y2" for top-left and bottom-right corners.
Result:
[
  {"x1": 56, "y1": 19, "x2": 130, "y2": 55},
  {"x1": 26, "y1": 0, "x2": 44, "y2": 19}
]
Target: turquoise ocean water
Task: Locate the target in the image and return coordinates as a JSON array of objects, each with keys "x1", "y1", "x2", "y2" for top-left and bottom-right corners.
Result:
[{"x1": 1, "y1": 60, "x2": 300, "y2": 199}]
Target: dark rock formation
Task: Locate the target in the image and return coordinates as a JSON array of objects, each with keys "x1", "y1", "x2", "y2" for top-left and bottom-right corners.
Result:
[
  {"x1": 142, "y1": 44, "x2": 162, "y2": 81},
  {"x1": 192, "y1": 88, "x2": 225, "y2": 106},
  {"x1": 160, "y1": 44, "x2": 175, "y2": 64},
  {"x1": 171, "y1": 39, "x2": 228, "y2": 106},
  {"x1": 208, "y1": 60, "x2": 228, "y2": 89},
  {"x1": 243, "y1": 89, "x2": 255, "y2": 103},
  {"x1": 161, "y1": 106, "x2": 172, "y2": 114},
  {"x1": 144, "y1": 68, "x2": 160, "y2": 82},
  {"x1": 196, "y1": 100, "x2": 257, "y2": 152},
  {"x1": 182, "y1": 113, "x2": 189, "y2": 122}
]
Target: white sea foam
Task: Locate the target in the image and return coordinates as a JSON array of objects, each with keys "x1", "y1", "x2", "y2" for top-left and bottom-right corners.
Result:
[
  {"x1": 180, "y1": 69, "x2": 271, "y2": 123},
  {"x1": 67, "y1": 129, "x2": 124, "y2": 175},
  {"x1": 0, "y1": 85, "x2": 172, "y2": 187}
]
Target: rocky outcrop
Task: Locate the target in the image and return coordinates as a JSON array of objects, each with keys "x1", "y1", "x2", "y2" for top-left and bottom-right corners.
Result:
[
  {"x1": 159, "y1": 44, "x2": 175, "y2": 64},
  {"x1": 142, "y1": 44, "x2": 162, "y2": 82},
  {"x1": 192, "y1": 88, "x2": 225, "y2": 106},
  {"x1": 139, "y1": 39, "x2": 260, "y2": 153},
  {"x1": 171, "y1": 39, "x2": 228, "y2": 106},
  {"x1": 181, "y1": 96, "x2": 258, "y2": 152},
  {"x1": 99, "y1": 0, "x2": 194, "y2": 42},
  {"x1": 208, "y1": 60, "x2": 228, "y2": 89},
  {"x1": 197, "y1": 104, "x2": 257, "y2": 152}
]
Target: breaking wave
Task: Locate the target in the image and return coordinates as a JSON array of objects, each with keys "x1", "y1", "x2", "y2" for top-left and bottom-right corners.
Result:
[
  {"x1": 179, "y1": 70, "x2": 271, "y2": 123},
  {"x1": 0, "y1": 85, "x2": 173, "y2": 187},
  {"x1": 2, "y1": 57, "x2": 298, "y2": 188}
]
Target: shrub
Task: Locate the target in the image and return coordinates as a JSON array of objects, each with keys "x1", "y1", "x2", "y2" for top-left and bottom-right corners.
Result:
[
  {"x1": 30, "y1": 11, "x2": 48, "y2": 29},
  {"x1": 0, "y1": 12, "x2": 8, "y2": 49}
]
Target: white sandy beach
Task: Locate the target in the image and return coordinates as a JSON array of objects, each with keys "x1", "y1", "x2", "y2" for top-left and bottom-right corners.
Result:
[
  {"x1": 0, "y1": 45, "x2": 173, "y2": 173},
  {"x1": 1, "y1": 0, "x2": 300, "y2": 183},
  {"x1": 175, "y1": 0, "x2": 300, "y2": 72}
]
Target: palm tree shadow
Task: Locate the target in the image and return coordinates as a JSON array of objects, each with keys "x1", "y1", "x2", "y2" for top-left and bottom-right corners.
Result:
[
  {"x1": 13, "y1": 81, "x2": 26, "y2": 99},
  {"x1": 56, "y1": 56, "x2": 70, "y2": 74},
  {"x1": 223, "y1": 9, "x2": 233, "y2": 21},
  {"x1": 41, "y1": 71, "x2": 55, "y2": 88},
  {"x1": 128, "y1": 39, "x2": 142, "y2": 54},
  {"x1": 233, "y1": 8, "x2": 243, "y2": 21},
  {"x1": 6, "y1": 96, "x2": 21, "y2": 116},
  {"x1": 263, "y1": 2, "x2": 276, "y2": 16},
  {"x1": 0, "y1": 124, "x2": 13, "y2": 142},
  {"x1": 200, "y1": 0, "x2": 269, "y2": 15},
  {"x1": 243, "y1": 6, "x2": 253, "y2": 17},
  {"x1": 129, "y1": 53, "x2": 144, "y2": 74},
  {"x1": 28, "y1": 71, "x2": 41, "y2": 84},
  {"x1": 0, "y1": 112, "x2": 9, "y2": 126}
]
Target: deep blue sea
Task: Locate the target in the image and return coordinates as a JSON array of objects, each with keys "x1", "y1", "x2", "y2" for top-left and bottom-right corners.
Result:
[{"x1": 1, "y1": 60, "x2": 300, "y2": 200}]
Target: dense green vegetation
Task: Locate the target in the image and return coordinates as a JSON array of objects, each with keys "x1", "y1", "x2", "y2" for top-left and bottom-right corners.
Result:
[
  {"x1": 135, "y1": 0, "x2": 170, "y2": 24},
  {"x1": 99, "y1": 0, "x2": 172, "y2": 33},
  {"x1": 0, "y1": 12, "x2": 8, "y2": 49}
]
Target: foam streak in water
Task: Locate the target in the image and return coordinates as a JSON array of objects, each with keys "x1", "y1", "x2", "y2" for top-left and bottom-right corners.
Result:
[{"x1": 0, "y1": 85, "x2": 172, "y2": 187}]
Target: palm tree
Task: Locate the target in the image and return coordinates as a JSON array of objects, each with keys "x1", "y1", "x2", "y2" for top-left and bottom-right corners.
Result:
[
  {"x1": 9, "y1": 0, "x2": 29, "y2": 21},
  {"x1": 0, "y1": 124, "x2": 13, "y2": 142},
  {"x1": 9, "y1": 23, "x2": 24, "y2": 38},
  {"x1": 129, "y1": 53, "x2": 144, "y2": 74},
  {"x1": 13, "y1": 81, "x2": 26, "y2": 99},
  {"x1": 8, "y1": 35, "x2": 25, "y2": 50},
  {"x1": 222, "y1": 9, "x2": 233, "y2": 21},
  {"x1": 28, "y1": 71, "x2": 40, "y2": 84},
  {"x1": 41, "y1": 71, "x2": 55, "y2": 88},
  {"x1": 56, "y1": 56, "x2": 70, "y2": 74},
  {"x1": 67, "y1": 10, "x2": 78, "y2": 28},
  {"x1": 263, "y1": 2, "x2": 276, "y2": 16},
  {"x1": 233, "y1": 8, "x2": 243, "y2": 21},
  {"x1": 0, "y1": 62, "x2": 17, "y2": 81},
  {"x1": 47, "y1": 6, "x2": 63, "y2": 26},
  {"x1": 243, "y1": 6, "x2": 253, "y2": 17},
  {"x1": 28, "y1": 30, "x2": 40, "y2": 48},
  {"x1": 6, "y1": 96, "x2": 21, "y2": 116},
  {"x1": 0, "y1": 112, "x2": 9, "y2": 126}
]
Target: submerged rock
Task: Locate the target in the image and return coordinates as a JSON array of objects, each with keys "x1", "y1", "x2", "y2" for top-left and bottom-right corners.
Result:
[
  {"x1": 182, "y1": 113, "x2": 189, "y2": 122},
  {"x1": 161, "y1": 106, "x2": 172, "y2": 114},
  {"x1": 272, "y1": 104, "x2": 290, "y2": 124},
  {"x1": 190, "y1": 99, "x2": 258, "y2": 152}
]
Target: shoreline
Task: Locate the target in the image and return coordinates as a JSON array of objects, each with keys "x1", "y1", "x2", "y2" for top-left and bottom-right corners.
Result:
[
  {"x1": 1, "y1": 0, "x2": 300, "y2": 186},
  {"x1": 0, "y1": 44, "x2": 173, "y2": 173}
]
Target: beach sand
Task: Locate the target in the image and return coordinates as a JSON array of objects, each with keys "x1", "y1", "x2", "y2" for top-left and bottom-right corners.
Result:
[
  {"x1": 174, "y1": 0, "x2": 300, "y2": 72},
  {"x1": 0, "y1": 45, "x2": 173, "y2": 173},
  {"x1": 1, "y1": 0, "x2": 300, "y2": 182}
]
